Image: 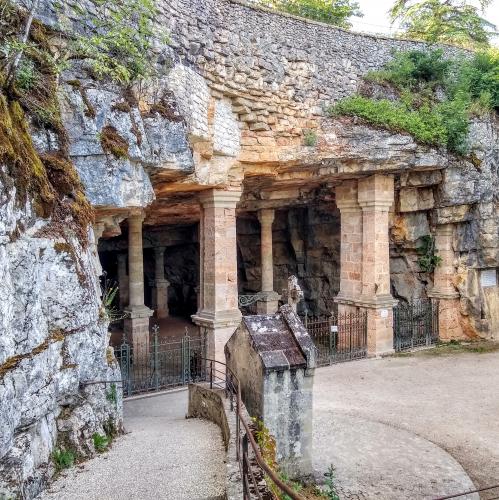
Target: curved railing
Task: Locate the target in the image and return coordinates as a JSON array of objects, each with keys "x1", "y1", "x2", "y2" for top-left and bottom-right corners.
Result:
[{"x1": 200, "y1": 358, "x2": 304, "y2": 500}]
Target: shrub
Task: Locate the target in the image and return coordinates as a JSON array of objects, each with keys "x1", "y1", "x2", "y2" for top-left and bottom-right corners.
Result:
[
  {"x1": 304, "y1": 129, "x2": 317, "y2": 146},
  {"x1": 333, "y1": 49, "x2": 498, "y2": 154},
  {"x1": 92, "y1": 433, "x2": 110, "y2": 452},
  {"x1": 52, "y1": 449, "x2": 75, "y2": 471}
]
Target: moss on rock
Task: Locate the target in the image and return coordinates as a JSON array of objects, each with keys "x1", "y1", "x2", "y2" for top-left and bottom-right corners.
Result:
[{"x1": 100, "y1": 125, "x2": 129, "y2": 159}]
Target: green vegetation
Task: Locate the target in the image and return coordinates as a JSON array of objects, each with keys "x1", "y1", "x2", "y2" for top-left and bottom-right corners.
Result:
[
  {"x1": 393, "y1": 340, "x2": 499, "y2": 357},
  {"x1": 69, "y1": 0, "x2": 170, "y2": 84},
  {"x1": 92, "y1": 433, "x2": 110, "y2": 452},
  {"x1": 258, "y1": 0, "x2": 362, "y2": 28},
  {"x1": 52, "y1": 448, "x2": 75, "y2": 471},
  {"x1": 417, "y1": 235, "x2": 442, "y2": 273},
  {"x1": 303, "y1": 129, "x2": 318, "y2": 146},
  {"x1": 106, "y1": 383, "x2": 118, "y2": 406},
  {"x1": 253, "y1": 418, "x2": 338, "y2": 499},
  {"x1": 331, "y1": 48, "x2": 499, "y2": 154},
  {"x1": 390, "y1": 0, "x2": 497, "y2": 49}
]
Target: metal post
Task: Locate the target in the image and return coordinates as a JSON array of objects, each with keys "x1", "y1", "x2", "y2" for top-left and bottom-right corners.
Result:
[
  {"x1": 242, "y1": 433, "x2": 249, "y2": 499},
  {"x1": 152, "y1": 324, "x2": 159, "y2": 390},
  {"x1": 210, "y1": 361, "x2": 213, "y2": 389}
]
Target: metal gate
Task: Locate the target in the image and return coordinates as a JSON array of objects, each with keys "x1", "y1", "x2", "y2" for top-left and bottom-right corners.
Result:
[
  {"x1": 302, "y1": 311, "x2": 368, "y2": 366},
  {"x1": 114, "y1": 326, "x2": 206, "y2": 397},
  {"x1": 393, "y1": 298, "x2": 439, "y2": 351}
]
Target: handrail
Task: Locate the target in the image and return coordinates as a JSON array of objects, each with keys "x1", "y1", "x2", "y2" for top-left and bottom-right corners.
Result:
[
  {"x1": 200, "y1": 358, "x2": 305, "y2": 500},
  {"x1": 432, "y1": 484, "x2": 499, "y2": 500}
]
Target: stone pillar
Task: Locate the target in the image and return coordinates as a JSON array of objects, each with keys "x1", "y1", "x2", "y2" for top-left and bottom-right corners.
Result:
[
  {"x1": 154, "y1": 246, "x2": 170, "y2": 319},
  {"x1": 257, "y1": 208, "x2": 280, "y2": 314},
  {"x1": 357, "y1": 174, "x2": 397, "y2": 356},
  {"x1": 335, "y1": 176, "x2": 397, "y2": 356},
  {"x1": 428, "y1": 224, "x2": 463, "y2": 340},
  {"x1": 334, "y1": 180, "x2": 363, "y2": 313},
  {"x1": 192, "y1": 189, "x2": 242, "y2": 363},
  {"x1": 124, "y1": 210, "x2": 153, "y2": 346},
  {"x1": 117, "y1": 253, "x2": 129, "y2": 310},
  {"x1": 91, "y1": 222, "x2": 105, "y2": 278}
]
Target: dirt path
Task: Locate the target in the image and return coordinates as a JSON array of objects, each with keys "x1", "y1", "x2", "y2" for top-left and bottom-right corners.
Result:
[{"x1": 39, "y1": 389, "x2": 225, "y2": 500}]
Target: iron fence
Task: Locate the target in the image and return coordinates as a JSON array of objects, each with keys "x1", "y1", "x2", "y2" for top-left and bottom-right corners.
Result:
[
  {"x1": 393, "y1": 298, "x2": 439, "y2": 352},
  {"x1": 301, "y1": 311, "x2": 368, "y2": 366},
  {"x1": 114, "y1": 326, "x2": 206, "y2": 397},
  {"x1": 200, "y1": 358, "x2": 304, "y2": 500},
  {"x1": 433, "y1": 483, "x2": 499, "y2": 499}
]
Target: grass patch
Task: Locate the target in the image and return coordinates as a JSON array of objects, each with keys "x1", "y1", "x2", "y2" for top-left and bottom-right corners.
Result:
[
  {"x1": 52, "y1": 448, "x2": 75, "y2": 471},
  {"x1": 92, "y1": 433, "x2": 110, "y2": 452},
  {"x1": 393, "y1": 340, "x2": 499, "y2": 357}
]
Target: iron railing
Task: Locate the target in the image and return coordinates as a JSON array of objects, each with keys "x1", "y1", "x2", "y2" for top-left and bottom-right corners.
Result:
[
  {"x1": 301, "y1": 311, "x2": 368, "y2": 366},
  {"x1": 433, "y1": 484, "x2": 499, "y2": 499},
  {"x1": 114, "y1": 327, "x2": 206, "y2": 397},
  {"x1": 199, "y1": 358, "x2": 304, "y2": 500},
  {"x1": 393, "y1": 298, "x2": 439, "y2": 351}
]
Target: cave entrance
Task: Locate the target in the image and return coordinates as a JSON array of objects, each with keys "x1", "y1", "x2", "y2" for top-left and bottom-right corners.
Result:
[
  {"x1": 98, "y1": 222, "x2": 199, "y2": 346},
  {"x1": 236, "y1": 204, "x2": 341, "y2": 317}
]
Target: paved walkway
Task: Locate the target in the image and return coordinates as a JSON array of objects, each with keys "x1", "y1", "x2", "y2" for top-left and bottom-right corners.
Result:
[
  {"x1": 313, "y1": 349, "x2": 499, "y2": 499},
  {"x1": 39, "y1": 390, "x2": 225, "y2": 500}
]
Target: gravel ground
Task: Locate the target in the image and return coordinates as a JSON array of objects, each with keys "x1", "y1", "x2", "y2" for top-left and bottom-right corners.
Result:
[
  {"x1": 39, "y1": 389, "x2": 226, "y2": 500},
  {"x1": 313, "y1": 349, "x2": 499, "y2": 499}
]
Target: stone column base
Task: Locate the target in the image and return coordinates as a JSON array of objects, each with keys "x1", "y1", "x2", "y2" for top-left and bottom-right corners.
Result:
[
  {"x1": 192, "y1": 309, "x2": 242, "y2": 363},
  {"x1": 428, "y1": 290, "x2": 464, "y2": 341},
  {"x1": 256, "y1": 292, "x2": 281, "y2": 315},
  {"x1": 124, "y1": 306, "x2": 153, "y2": 345},
  {"x1": 335, "y1": 295, "x2": 397, "y2": 357}
]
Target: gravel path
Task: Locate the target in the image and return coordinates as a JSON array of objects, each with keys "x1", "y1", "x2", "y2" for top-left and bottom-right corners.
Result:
[
  {"x1": 39, "y1": 389, "x2": 226, "y2": 500},
  {"x1": 313, "y1": 350, "x2": 499, "y2": 499}
]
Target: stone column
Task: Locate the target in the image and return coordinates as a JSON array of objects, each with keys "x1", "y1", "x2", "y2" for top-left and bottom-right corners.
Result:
[
  {"x1": 257, "y1": 208, "x2": 280, "y2": 314},
  {"x1": 334, "y1": 180, "x2": 363, "y2": 312},
  {"x1": 192, "y1": 189, "x2": 242, "y2": 363},
  {"x1": 428, "y1": 224, "x2": 463, "y2": 340},
  {"x1": 357, "y1": 174, "x2": 397, "y2": 356},
  {"x1": 91, "y1": 222, "x2": 105, "y2": 278},
  {"x1": 124, "y1": 209, "x2": 153, "y2": 346},
  {"x1": 154, "y1": 246, "x2": 170, "y2": 319},
  {"x1": 117, "y1": 253, "x2": 129, "y2": 310}
]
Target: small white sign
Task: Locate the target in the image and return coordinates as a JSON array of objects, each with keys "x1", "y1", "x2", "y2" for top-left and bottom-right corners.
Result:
[
  {"x1": 330, "y1": 325, "x2": 338, "y2": 333},
  {"x1": 380, "y1": 309, "x2": 388, "y2": 318},
  {"x1": 481, "y1": 269, "x2": 497, "y2": 288}
]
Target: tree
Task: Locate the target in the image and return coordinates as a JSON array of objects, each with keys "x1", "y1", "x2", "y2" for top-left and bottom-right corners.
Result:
[
  {"x1": 390, "y1": 0, "x2": 498, "y2": 49},
  {"x1": 260, "y1": 0, "x2": 362, "y2": 28}
]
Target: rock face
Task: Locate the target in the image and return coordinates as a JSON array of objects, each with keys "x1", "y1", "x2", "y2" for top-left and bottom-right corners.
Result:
[{"x1": 0, "y1": 170, "x2": 122, "y2": 498}]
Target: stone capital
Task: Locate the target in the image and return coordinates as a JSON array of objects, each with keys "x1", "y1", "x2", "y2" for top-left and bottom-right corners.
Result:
[
  {"x1": 199, "y1": 189, "x2": 242, "y2": 209},
  {"x1": 258, "y1": 208, "x2": 275, "y2": 226},
  {"x1": 358, "y1": 174, "x2": 394, "y2": 210},
  {"x1": 128, "y1": 208, "x2": 146, "y2": 222},
  {"x1": 92, "y1": 222, "x2": 106, "y2": 240},
  {"x1": 335, "y1": 180, "x2": 360, "y2": 212},
  {"x1": 154, "y1": 246, "x2": 166, "y2": 256},
  {"x1": 335, "y1": 293, "x2": 398, "y2": 310}
]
